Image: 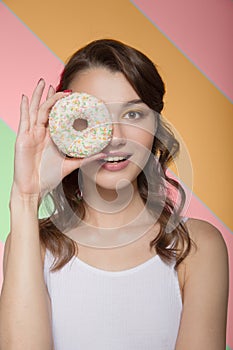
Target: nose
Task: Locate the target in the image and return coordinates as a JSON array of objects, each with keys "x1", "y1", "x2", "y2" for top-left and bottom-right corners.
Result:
[{"x1": 109, "y1": 121, "x2": 126, "y2": 147}]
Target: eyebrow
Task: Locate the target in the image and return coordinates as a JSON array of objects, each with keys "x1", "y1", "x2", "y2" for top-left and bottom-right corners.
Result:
[{"x1": 122, "y1": 99, "x2": 144, "y2": 107}]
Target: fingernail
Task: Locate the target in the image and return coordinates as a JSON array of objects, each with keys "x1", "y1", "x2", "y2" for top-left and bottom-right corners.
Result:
[
  {"x1": 37, "y1": 78, "x2": 44, "y2": 85},
  {"x1": 63, "y1": 89, "x2": 72, "y2": 93}
]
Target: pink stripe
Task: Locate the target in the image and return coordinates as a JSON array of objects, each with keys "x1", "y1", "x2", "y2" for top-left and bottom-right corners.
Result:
[
  {"x1": 131, "y1": 0, "x2": 233, "y2": 101},
  {"x1": 0, "y1": 3, "x2": 64, "y2": 132}
]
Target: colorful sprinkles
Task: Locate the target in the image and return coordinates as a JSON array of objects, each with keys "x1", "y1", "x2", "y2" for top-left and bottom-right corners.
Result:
[{"x1": 49, "y1": 92, "x2": 113, "y2": 157}]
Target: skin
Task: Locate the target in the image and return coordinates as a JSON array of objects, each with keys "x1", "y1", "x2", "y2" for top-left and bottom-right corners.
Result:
[
  {"x1": 0, "y1": 68, "x2": 229, "y2": 349},
  {"x1": 68, "y1": 68, "x2": 157, "y2": 231}
]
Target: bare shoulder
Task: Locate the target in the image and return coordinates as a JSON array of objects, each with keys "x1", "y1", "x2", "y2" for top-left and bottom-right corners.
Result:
[
  {"x1": 182, "y1": 218, "x2": 229, "y2": 286},
  {"x1": 184, "y1": 218, "x2": 228, "y2": 265},
  {"x1": 177, "y1": 218, "x2": 228, "y2": 295},
  {"x1": 175, "y1": 218, "x2": 229, "y2": 348}
]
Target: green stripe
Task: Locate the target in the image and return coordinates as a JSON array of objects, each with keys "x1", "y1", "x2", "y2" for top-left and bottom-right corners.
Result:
[{"x1": 0, "y1": 119, "x2": 16, "y2": 242}]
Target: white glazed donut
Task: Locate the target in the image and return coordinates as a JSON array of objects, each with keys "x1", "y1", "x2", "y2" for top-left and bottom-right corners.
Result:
[{"x1": 49, "y1": 92, "x2": 112, "y2": 158}]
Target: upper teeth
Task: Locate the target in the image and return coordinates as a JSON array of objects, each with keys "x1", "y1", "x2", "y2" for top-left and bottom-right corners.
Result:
[{"x1": 103, "y1": 156, "x2": 127, "y2": 161}]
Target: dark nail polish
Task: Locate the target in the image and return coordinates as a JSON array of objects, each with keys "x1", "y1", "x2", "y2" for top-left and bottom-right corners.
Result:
[
  {"x1": 37, "y1": 78, "x2": 44, "y2": 85},
  {"x1": 63, "y1": 89, "x2": 72, "y2": 93}
]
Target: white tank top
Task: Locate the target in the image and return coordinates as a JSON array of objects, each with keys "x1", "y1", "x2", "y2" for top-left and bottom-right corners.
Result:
[{"x1": 44, "y1": 249, "x2": 182, "y2": 350}]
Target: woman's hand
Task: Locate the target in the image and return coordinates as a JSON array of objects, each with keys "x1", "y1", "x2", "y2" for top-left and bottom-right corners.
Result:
[{"x1": 12, "y1": 79, "x2": 104, "y2": 200}]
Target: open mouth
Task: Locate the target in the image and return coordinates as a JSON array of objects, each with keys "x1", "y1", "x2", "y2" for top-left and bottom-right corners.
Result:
[
  {"x1": 102, "y1": 155, "x2": 131, "y2": 163},
  {"x1": 98, "y1": 153, "x2": 132, "y2": 171}
]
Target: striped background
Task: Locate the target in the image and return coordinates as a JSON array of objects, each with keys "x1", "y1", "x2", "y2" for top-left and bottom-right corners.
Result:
[{"x1": 0, "y1": 0, "x2": 232, "y2": 347}]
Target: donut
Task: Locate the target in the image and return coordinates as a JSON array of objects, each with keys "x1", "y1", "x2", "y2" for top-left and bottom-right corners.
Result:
[{"x1": 49, "y1": 92, "x2": 112, "y2": 158}]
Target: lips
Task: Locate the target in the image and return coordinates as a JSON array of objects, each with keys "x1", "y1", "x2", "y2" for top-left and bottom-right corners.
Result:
[
  {"x1": 102, "y1": 154, "x2": 131, "y2": 162},
  {"x1": 99, "y1": 152, "x2": 132, "y2": 171},
  {"x1": 99, "y1": 152, "x2": 132, "y2": 161}
]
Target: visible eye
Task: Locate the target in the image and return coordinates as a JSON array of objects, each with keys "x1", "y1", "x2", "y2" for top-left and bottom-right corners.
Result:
[{"x1": 123, "y1": 110, "x2": 143, "y2": 120}]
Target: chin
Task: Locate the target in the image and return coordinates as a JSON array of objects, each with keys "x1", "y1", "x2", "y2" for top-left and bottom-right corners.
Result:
[
  {"x1": 96, "y1": 164, "x2": 141, "y2": 190},
  {"x1": 95, "y1": 175, "x2": 134, "y2": 192}
]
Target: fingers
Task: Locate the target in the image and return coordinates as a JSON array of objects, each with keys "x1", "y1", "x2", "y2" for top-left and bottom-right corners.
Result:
[
  {"x1": 29, "y1": 78, "x2": 46, "y2": 130},
  {"x1": 62, "y1": 158, "x2": 83, "y2": 178},
  {"x1": 37, "y1": 90, "x2": 71, "y2": 126},
  {"x1": 24, "y1": 78, "x2": 71, "y2": 130},
  {"x1": 18, "y1": 94, "x2": 30, "y2": 133},
  {"x1": 62, "y1": 152, "x2": 107, "y2": 178},
  {"x1": 82, "y1": 152, "x2": 107, "y2": 165},
  {"x1": 46, "y1": 85, "x2": 56, "y2": 100}
]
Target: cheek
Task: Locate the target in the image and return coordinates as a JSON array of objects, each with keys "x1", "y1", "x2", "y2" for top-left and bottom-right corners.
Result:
[
  {"x1": 123, "y1": 116, "x2": 157, "y2": 150},
  {"x1": 126, "y1": 130, "x2": 154, "y2": 172},
  {"x1": 126, "y1": 127, "x2": 154, "y2": 150}
]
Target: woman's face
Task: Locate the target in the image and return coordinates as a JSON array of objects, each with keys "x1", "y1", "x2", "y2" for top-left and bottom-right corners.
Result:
[{"x1": 69, "y1": 67, "x2": 157, "y2": 191}]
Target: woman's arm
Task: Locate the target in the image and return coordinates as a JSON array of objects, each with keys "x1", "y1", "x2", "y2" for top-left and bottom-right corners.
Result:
[
  {"x1": 0, "y1": 191, "x2": 53, "y2": 350},
  {"x1": 175, "y1": 219, "x2": 229, "y2": 349},
  {"x1": 0, "y1": 81, "x2": 79, "y2": 349}
]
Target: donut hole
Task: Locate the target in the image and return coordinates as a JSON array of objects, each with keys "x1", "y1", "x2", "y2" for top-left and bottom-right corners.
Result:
[{"x1": 73, "y1": 118, "x2": 88, "y2": 131}]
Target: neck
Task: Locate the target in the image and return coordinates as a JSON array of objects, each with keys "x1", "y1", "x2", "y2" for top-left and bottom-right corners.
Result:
[
  {"x1": 69, "y1": 177, "x2": 159, "y2": 249},
  {"x1": 80, "y1": 178, "x2": 151, "y2": 229}
]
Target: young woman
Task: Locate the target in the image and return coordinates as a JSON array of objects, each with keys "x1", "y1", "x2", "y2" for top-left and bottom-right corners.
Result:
[{"x1": 0, "y1": 39, "x2": 229, "y2": 349}]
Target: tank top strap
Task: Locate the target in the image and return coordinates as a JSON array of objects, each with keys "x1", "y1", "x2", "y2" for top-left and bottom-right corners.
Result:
[
  {"x1": 181, "y1": 216, "x2": 189, "y2": 223},
  {"x1": 43, "y1": 249, "x2": 55, "y2": 290}
]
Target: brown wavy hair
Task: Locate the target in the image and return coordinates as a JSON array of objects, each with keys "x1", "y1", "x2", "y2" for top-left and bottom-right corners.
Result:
[{"x1": 39, "y1": 39, "x2": 192, "y2": 271}]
